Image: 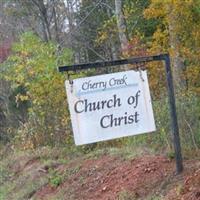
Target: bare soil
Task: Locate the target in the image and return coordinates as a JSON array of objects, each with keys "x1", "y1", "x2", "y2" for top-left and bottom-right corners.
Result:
[
  {"x1": 2, "y1": 150, "x2": 200, "y2": 200},
  {"x1": 33, "y1": 155, "x2": 200, "y2": 200}
]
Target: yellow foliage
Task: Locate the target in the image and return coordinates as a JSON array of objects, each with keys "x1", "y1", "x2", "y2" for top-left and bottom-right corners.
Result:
[
  {"x1": 3, "y1": 32, "x2": 73, "y2": 148},
  {"x1": 144, "y1": 0, "x2": 200, "y2": 93}
]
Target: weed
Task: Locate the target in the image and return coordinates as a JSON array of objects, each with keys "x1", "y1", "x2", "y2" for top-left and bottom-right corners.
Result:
[
  {"x1": 176, "y1": 184, "x2": 184, "y2": 195},
  {"x1": 50, "y1": 175, "x2": 63, "y2": 187},
  {"x1": 146, "y1": 196, "x2": 162, "y2": 200},
  {"x1": 117, "y1": 190, "x2": 138, "y2": 200},
  {"x1": 64, "y1": 165, "x2": 81, "y2": 179},
  {"x1": 166, "y1": 151, "x2": 175, "y2": 160},
  {"x1": 48, "y1": 169, "x2": 63, "y2": 187}
]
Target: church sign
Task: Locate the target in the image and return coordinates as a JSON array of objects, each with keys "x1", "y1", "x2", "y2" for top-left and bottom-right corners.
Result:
[{"x1": 65, "y1": 70, "x2": 156, "y2": 145}]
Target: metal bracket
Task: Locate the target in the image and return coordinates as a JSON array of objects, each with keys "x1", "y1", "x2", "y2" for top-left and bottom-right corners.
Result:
[{"x1": 58, "y1": 53, "x2": 183, "y2": 174}]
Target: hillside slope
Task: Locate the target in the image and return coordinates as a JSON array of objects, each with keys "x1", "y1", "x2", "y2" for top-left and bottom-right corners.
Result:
[{"x1": 0, "y1": 147, "x2": 200, "y2": 200}]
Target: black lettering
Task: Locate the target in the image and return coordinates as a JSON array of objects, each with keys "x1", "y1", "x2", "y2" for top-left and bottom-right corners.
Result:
[
  {"x1": 92, "y1": 102, "x2": 100, "y2": 111},
  {"x1": 82, "y1": 81, "x2": 90, "y2": 90},
  {"x1": 85, "y1": 99, "x2": 92, "y2": 112},
  {"x1": 75, "y1": 95, "x2": 122, "y2": 114},
  {"x1": 135, "y1": 111, "x2": 139, "y2": 123},
  {"x1": 128, "y1": 114, "x2": 134, "y2": 124},
  {"x1": 109, "y1": 78, "x2": 115, "y2": 86},
  {"x1": 134, "y1": 90, "x2": 141, "y2": 108},
  {"x1": 107, "y1": 99, "x2": 113, "y2": 108},
  {"x1": 101, "y1": 100, "x2": 107, "y2": 109},
  {"x1": 124, "y1": 112, "x2": 128, "y2": 124},
  {"x1": 122, "y1": 75, "x2": 128, "y2": 85},
  {"x1": 100, "y1": 115, "x2": 110, "y2": 128},
  {"x1": 74, "y1": 100, "x2": 84, "y2": 113},
  {"x1": 113, "y1": 117, "x2": 118, "y2": 126},
  {"x1": 113, "y1": 94, "x2": 122, "y2": 107},
  {"x1": 117, "y1": 116, "x2": 124, "y2": 126},
  {"x1": 127, "y1": 95, "x2": 135, "y2": 105}
]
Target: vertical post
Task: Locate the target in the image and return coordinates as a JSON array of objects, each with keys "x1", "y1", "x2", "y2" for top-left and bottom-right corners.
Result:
[{"x1": 164, "y1": 54, "x2": 183, "y2": 174}]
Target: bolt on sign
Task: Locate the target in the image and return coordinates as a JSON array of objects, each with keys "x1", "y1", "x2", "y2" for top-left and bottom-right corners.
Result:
[{"x1": 65, "y1": 70, "x2": 156, "y2": 145}]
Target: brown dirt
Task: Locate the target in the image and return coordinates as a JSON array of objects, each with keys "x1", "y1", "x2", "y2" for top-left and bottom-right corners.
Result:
[
  {"x1": 165, "y1": 161, "x2": 200, "y2": 200},
  {"x1": 8, "y1": 152, "x2": 200, "y2": 200},
  {"x1": 34, "y1": 155, "x2": 175, "y2": 200},
  {"x1": 8, "y1": 154, "x2": 40, "y2": 176}
]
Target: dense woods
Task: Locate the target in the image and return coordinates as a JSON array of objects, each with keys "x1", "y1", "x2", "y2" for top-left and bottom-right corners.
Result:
[{"x1": 0, "y1": 0, "x2": 200, "y2": 152}]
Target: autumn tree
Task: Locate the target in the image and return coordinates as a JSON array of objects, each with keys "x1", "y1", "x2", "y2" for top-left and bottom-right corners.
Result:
[
  {"x1": 144, "y1": 0, "x2": 200, "y2": 92},
  {"x1": 1, "y1": 32, "x2": 72, "y2": 148}
]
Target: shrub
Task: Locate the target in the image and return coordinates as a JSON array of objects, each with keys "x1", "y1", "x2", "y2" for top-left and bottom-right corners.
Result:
[{"x1": 2, "y1": 32, "x2": 73, "y2": 147}]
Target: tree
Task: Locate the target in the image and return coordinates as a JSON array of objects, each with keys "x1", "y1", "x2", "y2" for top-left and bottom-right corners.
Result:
[
  {"x1": 115, "y1": 0, "x2": 129, "y2": 52},
  {"x1": 16, "y1": 0, "x2": 66, "y2": 42},
  {"x1": 73, "y1": 0, "x2": 116, "y2": 62},
  {"x1": 144, "y1": 0, "x2": 200, "y2": 91},
  {"x1": 1, "y1": 32, "x2": 72, "y2": 147},
  {"x1": 115, "y1": 0, "x2": 128, "y2": 51}
]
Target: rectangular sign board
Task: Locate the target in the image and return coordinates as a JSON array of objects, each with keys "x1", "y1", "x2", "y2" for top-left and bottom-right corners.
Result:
[{"x1": 65, "y1": 70, "x2": 156, "y2": 145}]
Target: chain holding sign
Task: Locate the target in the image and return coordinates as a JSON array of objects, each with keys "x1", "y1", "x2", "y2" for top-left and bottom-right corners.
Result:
[{"x1": 65, "y1": 70, "x2": 155, "y2": 145}]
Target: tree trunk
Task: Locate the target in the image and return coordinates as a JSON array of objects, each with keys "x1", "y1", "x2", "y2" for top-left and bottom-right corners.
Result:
[
  {"x1": 106, "y1": 0, "x2": 118, "y2": 60},
  {"x1": 66, "y1": 0, "x2": 74, "y2": 48},
  {"x1": 115, "y1": 0, "x2": 128, "y2": 53},
  {"x1": 115, "y1": 0, "x2": 129, "y2": 70},
  {"x1": 52, "y1": 0, "x2": 59, "y2": 43},
  {"x1": 168, "y1": 5, "x2": 186, "y2": 91},
  {"x1": 32, "y1": 0, "x2": 51, "y2": 41}
]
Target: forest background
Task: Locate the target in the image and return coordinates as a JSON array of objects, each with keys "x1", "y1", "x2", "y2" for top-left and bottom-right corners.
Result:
[{"x1": 1, "y1": 0, "x2": 200, "y2": 155}]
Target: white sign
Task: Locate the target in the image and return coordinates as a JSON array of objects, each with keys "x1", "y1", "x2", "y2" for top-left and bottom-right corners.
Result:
[{"x1": 65, "y1": 70, "x2": 156, "y2": 145}]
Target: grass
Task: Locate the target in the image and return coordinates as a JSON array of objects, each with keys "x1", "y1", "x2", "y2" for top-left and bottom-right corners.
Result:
[
  {"x1": 83, "y1": 145, "x2": 155, "y2": 162},
  {"x1": 117, "y1": 190, "x2": 138, "y2": 200},
  {"x1": 0, "y1": 135, "x2": 199, "y2": 200},
  {"x1": 0, "y1": 147, "x2": 50, "y2": 200},
  {"x1": 0, "y1": 169, "x2": 49, "y2": 200},
  {"x1": 0, "y1": 146, "x2": 83, "y2": 199},
  {"x1": 117, "y1": 190, "x2": 163, "y2": 200}
]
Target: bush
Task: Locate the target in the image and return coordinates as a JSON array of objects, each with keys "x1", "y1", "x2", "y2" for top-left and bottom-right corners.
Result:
[{"x1": 2, "y1": 32, "x2": 73, "y2": 148}]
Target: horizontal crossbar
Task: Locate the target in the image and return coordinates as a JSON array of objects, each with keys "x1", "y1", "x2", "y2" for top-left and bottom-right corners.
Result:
[{"x1": 58, "y1": 54, "x2": 168, "y2": 72}]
